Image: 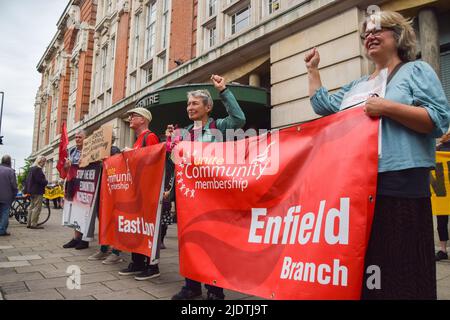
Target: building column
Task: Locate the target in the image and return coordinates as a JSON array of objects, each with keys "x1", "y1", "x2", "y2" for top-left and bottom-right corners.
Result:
[
  {"x1": 249, "y1": 73, "x2": 261, "y2": 87},
  {"x1": 419, "y1": 8, "x2": 440, "y2": 76}
]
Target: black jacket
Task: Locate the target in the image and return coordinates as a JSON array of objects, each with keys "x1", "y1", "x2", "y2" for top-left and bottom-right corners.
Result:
[{"x1": 25, "y1": 166, "x2": 48, "y2": 195}]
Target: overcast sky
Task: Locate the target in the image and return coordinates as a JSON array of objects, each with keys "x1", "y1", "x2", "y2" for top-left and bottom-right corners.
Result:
[{"x1": 0, "y1": 0, "x2": 68, "y2": 172}]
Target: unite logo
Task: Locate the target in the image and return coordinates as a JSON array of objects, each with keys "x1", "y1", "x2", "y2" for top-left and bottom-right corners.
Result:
[
  {"x1": 106, "y1": 159, "x2": 133, "y2": 193},
  {"x1": 175, "y1": 137, "x2": 279, "y2": 198}
]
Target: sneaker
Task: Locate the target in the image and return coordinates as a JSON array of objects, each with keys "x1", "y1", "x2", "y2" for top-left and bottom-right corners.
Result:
[
  {"x1": 436, "y1": 250, "x2": 448, "y2": 261},
  {"x1": 88, "y1": 251, "x2": 110, "y2": 261},
  {"x1": 171, "y1": 286, "x2": 202, "y2": 300},
  {"x1": 102, "y1": 254, "x2": 124, "y2": 265},
  {"x1": 63, "y1": 238, "x2": 80, "y2": 248},
  {"x1": 134, "y1": 265, "x2": 160, "y2": 280},
  {"x1": 75, "y1": 240, "x2": 89, "y2": 250},
  {"x1": 205, "y1": 291, "x2": 225, "y2": 300},
  {"x1": 118, "y1": 263, "x2": 144, "y2": 276}
]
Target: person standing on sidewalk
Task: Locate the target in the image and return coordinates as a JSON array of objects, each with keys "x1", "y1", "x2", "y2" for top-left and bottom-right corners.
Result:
[
  {"x1": 62, "y1": 130, "x2": 90, "y2": 250},
  {"x1": 25, "y1": 156, "x2": 48, "y2": 229},
  {"x1": 0, "y1": 155, "x2": 18, "y2": 236},
  {"x1": 305, "y1": 11, "x2": 450, "y2": 299},
  {"x1": 170, "y1": 75, "x2": 246, "y2": 300},
  {"x1": 88, "y1": 141, "x2": 124, "y2": 265},
  {"x1": 436, "y1": 132, "x2": 450, "y2": 261},
  {"x1": 117, "y1": 107, "x2": 161, "y2": 280}
]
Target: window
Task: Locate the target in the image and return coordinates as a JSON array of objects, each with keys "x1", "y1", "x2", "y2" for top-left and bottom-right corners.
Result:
[
  {"x1": 70, "y1": 64, "x2": 79, "y2": 93},
  {"x1": 441, "y1": 50, "x2": 450, "y2": 102},
  {"x1": 267, "y1": 0, "x2": 280, "y2": 15},
  {"x1": 161, "y1": 0, "x2": 169, "y2": 49},
  {"x1": 143, "y1": 64, "x2": 153, "y2": 84},
  {"x1": 158, "y1": 53, "x2": 167, "y2": 76},
  {"x1": 145, "y1": 2, "x2": 157, "y2": 60},
  {"x1": 107, "y1": 0, "x2": 113, "y2": 15},
  {"x1": 130, "y1": 72, "x2": 137, "y2": 92},
  {"x1": 205, "y1": 25, "x2": 217, "y2": 49},
  {"x1": 100, "y1": 45, "x2": 108, "y2": 92},
  {"x1": 208, "y1": 0, "x2": 217, "y2": 17},
  {"x1": 231, "y1": 6, "x2": 250, "y2": 35},
  {"x1": 133, "y1": 14, "x2": 140, "y2": 68}
]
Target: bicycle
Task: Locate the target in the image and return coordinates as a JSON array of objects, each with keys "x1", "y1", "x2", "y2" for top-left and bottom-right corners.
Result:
[{"x1": 10, "y1": 195, "x2": 51, "y2": 226}]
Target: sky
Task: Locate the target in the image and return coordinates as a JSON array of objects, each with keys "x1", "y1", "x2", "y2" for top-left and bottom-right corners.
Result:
[{"x1": 0, "y1": 0, "x2": 68, "y2": 172}]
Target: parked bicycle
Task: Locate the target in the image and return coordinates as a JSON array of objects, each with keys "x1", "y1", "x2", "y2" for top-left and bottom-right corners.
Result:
[{"x1": 9, "y1": 194, "x2": 51, "y2": 226}]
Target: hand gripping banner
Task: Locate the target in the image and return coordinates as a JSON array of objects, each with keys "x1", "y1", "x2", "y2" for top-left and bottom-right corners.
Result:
[
  {"x1": 99, "y1": 144, "x2": 166, "y2": 260},
  {"x1": 174, "y1": 107, "x2": 379, "y2": 300}
]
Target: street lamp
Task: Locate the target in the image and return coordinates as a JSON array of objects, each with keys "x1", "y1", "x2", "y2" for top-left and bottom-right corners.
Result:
[{"x1": 0, "y1": 91, "x2": 4, "y2": 145}]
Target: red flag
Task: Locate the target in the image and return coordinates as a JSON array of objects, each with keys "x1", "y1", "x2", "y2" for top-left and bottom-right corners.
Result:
[{"x1": 56, "y1": 122, "x2": 68, "y2": 179}]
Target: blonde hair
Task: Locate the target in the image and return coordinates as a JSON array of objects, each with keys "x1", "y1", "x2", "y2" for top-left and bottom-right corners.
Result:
[
  {"x1": 361, "y1": 11, "x2": 417, "y2": 62},
  {"x1": 33, "y1": 155, "x2": 46, "y2": 168}
]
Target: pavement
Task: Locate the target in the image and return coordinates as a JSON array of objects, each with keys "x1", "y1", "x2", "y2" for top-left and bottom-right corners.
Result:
[
  {"x1": 0, "y1": 209, "x2": 254, "y2": 300},
  {"x1": 0, "y1": 209, "x2": 449, "y2": 300}
]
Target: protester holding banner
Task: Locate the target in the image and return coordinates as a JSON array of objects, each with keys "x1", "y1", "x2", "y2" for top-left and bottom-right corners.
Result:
[
  {"x1": 89, "y1": 143, "x2": 124, "y2": 265},
  {"x1": 305, "y1": 11, "x2": 450, "y2": 299},
  {"x1": 62, "y1": 130, "x2": 89, "y2": 250},
  {"x1": 160, "y1": 152, "x2": 175, "y2": 250},
  {"x1": 436, "y1": 133, "x2": 450, "y2": 261},
  {"x1": 170, "y1": 74, "x2": 246, "y2": 300},
  {"x1": 25, "y1": 156, "x2": 48, "y2": 230},
  {"x1": 118, "y1": 107, "x2": 161, "y2": 280}
]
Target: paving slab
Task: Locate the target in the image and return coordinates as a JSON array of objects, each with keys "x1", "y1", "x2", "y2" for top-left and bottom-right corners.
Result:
[
  {"x1": 5, "y1": 288, "x2": 65, "y2": 300},
  {"x1": 94, "y1": 288, "x2": 155, "y2": 300},
  {"x1": 7, "y1": 255, "x2": 42, "y2": 261}
]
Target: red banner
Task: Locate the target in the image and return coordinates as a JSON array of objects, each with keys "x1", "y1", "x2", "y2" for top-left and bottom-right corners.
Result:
[
  {"x1": 175, "y1": 107, "x2": 379, "y2": 300},
  {"x1": 99, "y1": 144, "x2": 166, "y2": 259}
]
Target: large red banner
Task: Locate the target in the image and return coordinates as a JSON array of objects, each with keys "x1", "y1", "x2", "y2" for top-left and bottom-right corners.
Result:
[
  {"x1": 175, "y1": 107, "x2": 379, "y2": 300},
  {"x1": 99, "y1": 144, "x2": 166, "y2": 259}
]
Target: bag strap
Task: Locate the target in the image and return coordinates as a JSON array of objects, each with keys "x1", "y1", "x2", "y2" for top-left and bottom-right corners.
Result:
[
  {"x1": 387, "y1": 62, "x2": 406, "y2": 85},
  {"x1": 141, "y1": 131, "x2": 151, "y2": 148}
]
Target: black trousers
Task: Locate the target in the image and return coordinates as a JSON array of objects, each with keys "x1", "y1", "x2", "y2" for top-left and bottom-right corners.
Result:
[
  {"x1": 437, "y1": 215, "x2": 449, "y2": 242},
  {"x1": 361, "y1": 196, "x2": 436, "y2": 300},
  {"x1": 131, "y1": 222, "x2": 163, "y2": 268},
  {"x1": 185, "y1": 278, "x2": 224, "y2": 296}
]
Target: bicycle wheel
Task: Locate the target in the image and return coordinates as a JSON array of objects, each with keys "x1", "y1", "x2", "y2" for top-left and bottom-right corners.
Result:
[
  {"x1": 37, "y1": 205, "x2": 51, "y2": 226},
  {"x1": 14, "y1": 207, "x2": 28, "y2": 224}
]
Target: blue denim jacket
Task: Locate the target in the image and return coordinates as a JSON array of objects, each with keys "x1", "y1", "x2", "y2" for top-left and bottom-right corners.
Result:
[{"x1": 310, "y1": 60, "x2": 450, "y2": 172}]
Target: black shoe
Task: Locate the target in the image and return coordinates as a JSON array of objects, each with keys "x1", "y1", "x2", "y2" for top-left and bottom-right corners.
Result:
[
  {"x1": 63, "y1": 238, "x2": 80, "y2": 248},
  {"x1": 0, "y1": 232, "x2": 11, "y2": 236},
  {"x1": 118, "y1": 263, "x2": 145, "y2": 276},
  {"x1": 134, "y1": 265, "x2": 161, "y2": 280},
  {"x1": 75, "y1": 240, "x2": 89, "y2": 250},
  {"x1": 29, "y1": 226, "x2": 44, "y2": 229},
  {"x1": 436, "y1": 250, "x2": 448, "y2": 261},
  {"x1": 205, "y1": 291, "x2": 225, "y2": 300},
  {"x1": 171, "y1": 286, "x2": 202, "y2": 300}
]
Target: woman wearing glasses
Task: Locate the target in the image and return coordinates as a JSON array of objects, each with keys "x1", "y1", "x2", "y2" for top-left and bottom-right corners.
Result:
[{"x1": 305, "y1": 11, "x2": 450, "y2": 299}]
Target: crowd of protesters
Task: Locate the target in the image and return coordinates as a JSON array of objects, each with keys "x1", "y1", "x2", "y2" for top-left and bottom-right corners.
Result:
[{"x1": 2, "y1": 10, "x2": 450, "y2": 300}]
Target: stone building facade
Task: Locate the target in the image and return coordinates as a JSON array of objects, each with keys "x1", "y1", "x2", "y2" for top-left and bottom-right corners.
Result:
[{"x1": 32, "y1": 0, "x2": 450, "y2": 182}]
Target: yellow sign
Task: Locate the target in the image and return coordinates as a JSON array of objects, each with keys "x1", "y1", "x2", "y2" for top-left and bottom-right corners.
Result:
[
  {"x1": 44, "y1": 185, "x2": 64, "y2": 200},
  {"x1": 431, "y1": 151, "x2": 450, "y2": 215}
]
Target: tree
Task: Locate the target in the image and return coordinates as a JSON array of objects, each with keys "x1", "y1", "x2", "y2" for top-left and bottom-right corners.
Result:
[{"x1": 17, "y1": 158, "x2": 33, "y2": 191}]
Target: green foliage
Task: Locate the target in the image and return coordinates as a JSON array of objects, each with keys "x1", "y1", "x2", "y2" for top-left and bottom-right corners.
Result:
[{"x1": 17, "y1": 158, "x2": 33, "y2": 191}]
